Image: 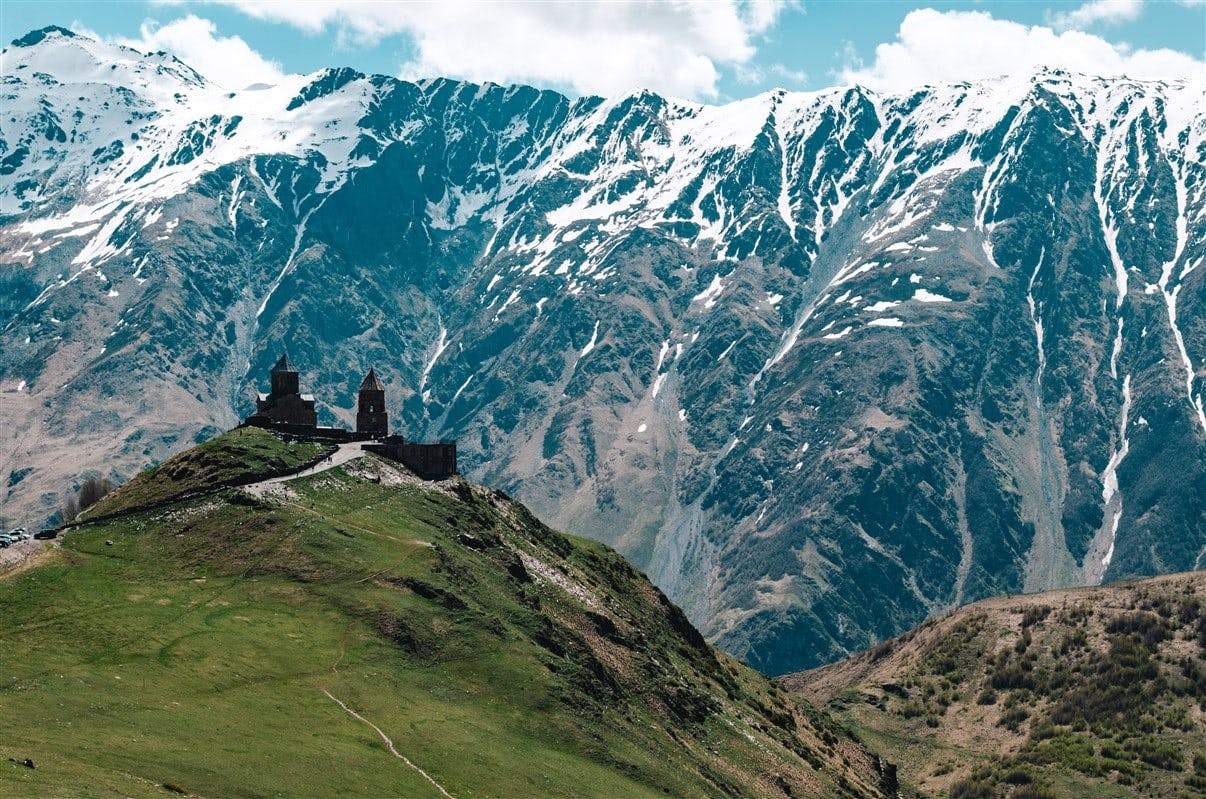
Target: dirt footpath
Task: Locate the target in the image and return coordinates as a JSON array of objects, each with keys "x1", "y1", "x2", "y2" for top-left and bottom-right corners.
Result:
[
  {"x1": 0, "y1": 539, "x2": 46, "y2": 577},
  {"x1": 242, "y1": 442, "x2": 368, "y2": 498}
]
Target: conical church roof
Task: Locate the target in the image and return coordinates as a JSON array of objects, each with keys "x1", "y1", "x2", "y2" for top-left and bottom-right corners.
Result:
[
  {"x1": 271, "y1": 352, "x2": 296, "y2": 373},
  {"x1": 359, "y1": 368, "x2": 384, "y2": 391}
]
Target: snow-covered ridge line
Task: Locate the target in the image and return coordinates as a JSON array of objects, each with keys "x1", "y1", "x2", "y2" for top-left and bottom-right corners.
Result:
[
  {"x1": 8, "y1": 27, "x2": 1201, "y2": 225},
  {"x1": 4, "y1": 26, "x2": 1203, "y2": 338}
]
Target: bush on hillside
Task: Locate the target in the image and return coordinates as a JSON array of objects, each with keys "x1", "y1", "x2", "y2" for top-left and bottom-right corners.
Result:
[
  {"x1": 1105, "y1": 612, "x2": 1169, "y2": 647},
  {"x1": 78, "y1": 477, "x2": 113, "y2": 510},
  {"x1": 58, "y1": 476, "x2": 114, "y2": 523}
]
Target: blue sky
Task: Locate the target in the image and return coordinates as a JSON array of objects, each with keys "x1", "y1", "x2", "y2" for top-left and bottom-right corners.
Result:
[{"x1": 2, "y1": 1, "x2": 1203, "y2": 100}]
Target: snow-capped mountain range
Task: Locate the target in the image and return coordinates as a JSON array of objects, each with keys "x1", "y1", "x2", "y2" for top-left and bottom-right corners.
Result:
[{"x1": 2, "y1": 26, "x2": 1203, "y2": 674}]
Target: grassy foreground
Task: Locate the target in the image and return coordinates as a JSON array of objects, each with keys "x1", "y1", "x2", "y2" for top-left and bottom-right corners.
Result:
[{"x1": 1, "y1": 433, "x2": 892, "y2": 798}]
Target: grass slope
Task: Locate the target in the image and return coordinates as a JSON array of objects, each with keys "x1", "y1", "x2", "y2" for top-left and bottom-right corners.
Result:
[
  {"x1": 1, "y1": 435, "x2": 892, "y2": 798},
  {"x1": 86, "y1": 427, "x2": 333, "y2": 517},
  {"x1": 784, "y1": 572, "x2": 1206, "y2": 799}
]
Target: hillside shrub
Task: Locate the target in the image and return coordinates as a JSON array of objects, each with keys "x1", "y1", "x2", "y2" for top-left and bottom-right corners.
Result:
[
  {"x1": 1188, "y1": 753, "x2": 1206, "y2": 790},
  {"x1": 1048, "y1": 633, "x2": 1161, "y2": 730},
  {"x1": 1175, "y1": 597, "x2": 1200, "y2": 626},
  {"x1": 1123, "y1": 735, "x2": 1183, "y2": 770},
  {"x1": 78, "y1": 477, "x2": 113, "y2": 510},
  {"x1": 1058, "y1": 628, "x2": 1087, "y2": 654},
  {"x1": 1022, "y1": 730, "x2": 1099, "y2": 776},
  {"x1": 948, "y1": 778, "x2": 997, "y2": 799},
  {"x1": 1020, "y1": 606, "x2": 1050, "y2": 628},
  {"x1": 868, "y1": 639, "x2": 894, "y2": 662},
  {"x1": 991, "y1": 662, "x2": 1037, "y2": 692},
  {"x1": 1105, "y1": 612, "x2": 1168, "y2": 647},
  {"x1": 999, "y1": 706, "x2": 1028, "y2": 732}
]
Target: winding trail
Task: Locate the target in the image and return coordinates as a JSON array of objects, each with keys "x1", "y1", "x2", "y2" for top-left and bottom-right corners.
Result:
[
  {"x1": 242, "y1": 442, "x2": 368, "y2": 497},
  {"x1": 322, "y1": 689, "x2": 456, "y2": 799}
]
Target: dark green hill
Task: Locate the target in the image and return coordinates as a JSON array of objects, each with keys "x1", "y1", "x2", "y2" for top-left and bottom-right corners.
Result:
[
  {"x1": 784, "y1": 572, "x2": 1206, "y2": 799},
  {"x1": 84, "y1": 427, "x2": 334, "y2": 517},
  {"x1": 1, "y1": 430, "x2": 894, "y2": 798}
]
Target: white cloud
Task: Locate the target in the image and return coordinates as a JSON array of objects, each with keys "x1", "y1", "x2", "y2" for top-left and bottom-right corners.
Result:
[
  {"x1": 841, "y1": 9, "x2": 1204, "y2": 92},
  {"x1": 116, "y1": 14, "x2": 286, "y2": 90},
  {"x1": 1049, "y1": 0, "x2": 1144, "y2": 31},
  {"x1": 744, "y1": 0, "x2": 796, "y2": 34},
  {"x1": 214, "y1": 0, "x2": 795, "y2": 100},
  {"x1": 732, "y1": 60, "x2": 806, "y2": 87},
  {"x1": 770, "y1": 63, "x2": 808, "y2": 85}
]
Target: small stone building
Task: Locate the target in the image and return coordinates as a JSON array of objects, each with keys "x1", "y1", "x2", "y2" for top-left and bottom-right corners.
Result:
[{"x1": 364, "y1": 436, "x2": 458, "y2": 480}]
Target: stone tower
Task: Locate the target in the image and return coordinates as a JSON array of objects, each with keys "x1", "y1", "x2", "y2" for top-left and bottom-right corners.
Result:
[
  {"x1": 356, "y1": 369, "x2": 388, "y2": 438},
  {"x1": 270, "y1": 353, "x2": 300, "y2": 397}
]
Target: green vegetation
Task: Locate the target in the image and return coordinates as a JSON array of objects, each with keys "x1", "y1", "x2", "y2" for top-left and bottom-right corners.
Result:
[
  {"x1": 789, "y1": 579, "x2": 1206, "y2": 799},
  {"x1": 1, "y1": 436, "x2": 890, "y2": 798},
  {"x1": 941, "y1": 594, "x2": 1202, "y2": 796},
  {"x1": 85, "y1": 427, "x2": 333, "y2": 517}
]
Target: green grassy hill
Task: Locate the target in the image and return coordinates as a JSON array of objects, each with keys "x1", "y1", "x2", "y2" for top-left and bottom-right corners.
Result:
[
  {"x1": 1, "y1": 430, "x2": 894, "y2": 798},
  {"x1": 84, "y1": 427, "x2": 334, "y2": 517},
  {"x1": 784, "y1": 572, "x2": 1206, "y2": 799}
]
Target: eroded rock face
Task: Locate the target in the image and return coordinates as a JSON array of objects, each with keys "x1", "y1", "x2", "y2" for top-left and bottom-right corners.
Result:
[{"x1": 2, "y1": 28, "x2": 1203, "y2": 673}]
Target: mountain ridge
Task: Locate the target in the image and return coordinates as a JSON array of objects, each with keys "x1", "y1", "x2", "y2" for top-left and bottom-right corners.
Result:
[{"x1": 2, "y1": 25, "x2": 1203, "y2": 675}]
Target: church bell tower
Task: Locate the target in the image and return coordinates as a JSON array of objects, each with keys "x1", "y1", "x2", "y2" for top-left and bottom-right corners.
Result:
[
  {"x1": 270, "y1": 352, "x2": 300, "y2": 398},
  {"x1": 356, "y1": 369, "x2": 388, "y2": 438}
]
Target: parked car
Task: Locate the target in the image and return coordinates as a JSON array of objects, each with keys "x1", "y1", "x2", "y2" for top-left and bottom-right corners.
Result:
[
  {"x1": 33, "y1": 530, "x2": 58, "y2": 540},
  {"x1": 0, "y1": 535, "x2": 14, "y2": 548}
]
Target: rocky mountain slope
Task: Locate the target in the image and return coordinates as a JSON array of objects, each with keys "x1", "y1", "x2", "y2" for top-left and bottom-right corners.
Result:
[
  {"x1": 0, "y1": 427, "x2": 897, "y2": 798},
  {"x1": 2, "y1": 26, "x2": 1204, "y2": 674},
  {"x1": 785, "y1": 571, "x2": 1206, "y2": 799}
]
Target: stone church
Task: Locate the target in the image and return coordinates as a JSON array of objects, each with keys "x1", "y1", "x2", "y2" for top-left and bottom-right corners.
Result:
[
  {"x1": 252, "y1": 354, "x2": 319, "y2": 428},
  {"x1": 244, "y1": 353, "x2": 456, "y2": 479}
]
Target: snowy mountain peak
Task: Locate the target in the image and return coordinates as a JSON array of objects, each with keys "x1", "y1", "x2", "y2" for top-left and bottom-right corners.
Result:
[
  {"x1": 3, "y1": 25, "x2": 207, "y2": 94},
  {"x1": 9, "y1": 25, "x2": 77, "y2": 47},
  {"x1": 3, "y1": 26, "x2": 1202, "y2": 318}
]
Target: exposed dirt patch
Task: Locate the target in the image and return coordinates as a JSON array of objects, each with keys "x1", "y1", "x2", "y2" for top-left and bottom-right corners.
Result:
[{"x1": 0, "y1": 540, "x2": 54, "y2": 580}]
